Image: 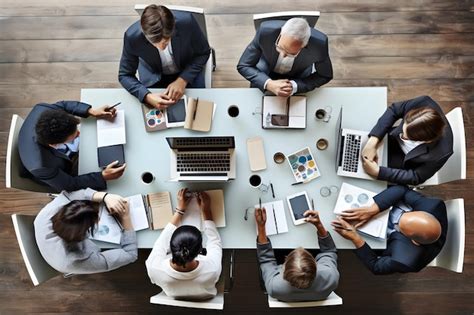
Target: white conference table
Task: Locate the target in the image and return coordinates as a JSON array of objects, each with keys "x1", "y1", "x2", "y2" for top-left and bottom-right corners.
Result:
[{"x1": 80, "y1": 87, "x2": 388, "y2": 249}]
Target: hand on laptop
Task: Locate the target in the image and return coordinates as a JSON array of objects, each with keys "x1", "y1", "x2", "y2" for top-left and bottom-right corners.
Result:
[
  {"x1": 165, "y1": 77, "x2": 187, "y2": 102},
  {"x1": 102, "y1": 160, "x2": 126, "y2": 180},
  {"x1": 341, "y1": 203, "x2": 380, "y2": 228},
  {"x1": 145, "y1": 92, "x2": 175, "y2": 109},
  {"x1": 362, "y1": 156, "x2": 380, "y2": 177},
  {"x1": 266, "y1": 79, "x2": 292, "y2": 97}
]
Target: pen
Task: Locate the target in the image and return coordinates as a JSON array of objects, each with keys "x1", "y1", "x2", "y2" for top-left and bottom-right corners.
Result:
[
  {"x1": 259, "y1": 197, "x2": 262, "y2": 209},
  {"x1": 311, "y1": 198, "x2": 315, "y2": 210},
  {"x1": 291, "y1": 181, "x2": 303, "y2": 186},
  {"x1": 286, "y1": 97, "x2": 290, "y2": 117},
  {"x1": 104, "y1": 203, "x2": 124, "y2": 230},
  {"x1": 107, "y1": 102, "x2": 121, "y2": 111},
  {"x1": 272, "y1": 204, "x2": 278, "y2": 234},
  {"x1": 270, "y1": 182, "x2": 275, "y2": 198},
  {"x1": 192, "y1": 97, "x2": 199, "y2": 121}
]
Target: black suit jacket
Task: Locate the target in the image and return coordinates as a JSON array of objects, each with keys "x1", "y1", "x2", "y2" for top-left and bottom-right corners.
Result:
[
  {"x1": 369, "y1": 95, "x2": 453, "y2": 185},
  {"x1": 237, "y1": 20, "x2": 333, "y2": 93},
  {"x1": 118, "y1": 11, "x2": 211, "y2": 102},
  {"x1": 18, "y1": 101, "x2": 106, "y2": 192},
  {"x1": 354, "y1": 185, "x2": 447, "y2": 275}
]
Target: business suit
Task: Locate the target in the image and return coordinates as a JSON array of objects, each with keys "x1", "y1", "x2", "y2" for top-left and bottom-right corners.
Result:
[
  {"x1": 237, "y1": 20, "x2": 333, "y2": 93},
  {"x1": 18, "y1": 101, "x2": 106, "y2": 192},
  {"x1": 118, "y1": 11, "x2": 211, "y2": 102},
  {"x1": 257, "y1": 234, "x2": 339, "y2": 302},
  {"x1": 369, "y1": 95, "x2": 453, "y2": 185},
  {"x1": 354, "y1": 185, "x2": 447, "y2": 275}
]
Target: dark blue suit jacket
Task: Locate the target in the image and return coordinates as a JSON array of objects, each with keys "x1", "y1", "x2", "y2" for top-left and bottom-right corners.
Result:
[
  {"x1": 355, "y1": 185, "x2": 447, "y2": 274},
  {"x1": 118, "y1": 11, "x2": 211, "y2": 102},
  {"x1": 237, "y1": 20, "x2": 333, "y2": 93},
  {"x1": 369, "y1": 95, "x2": 453, "y2": 185},
  {"x1": 18, "y1": 101, "x2": 106, "y2": 192}
]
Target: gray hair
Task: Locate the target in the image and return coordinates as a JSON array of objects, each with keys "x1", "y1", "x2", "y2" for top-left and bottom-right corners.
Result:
[{"x1": 281, "y1": 18, "x2": 311, "y2": 46}]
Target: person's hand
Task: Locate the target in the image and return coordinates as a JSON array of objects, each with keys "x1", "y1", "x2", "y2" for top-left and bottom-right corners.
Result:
[
  {"x1": 303, "y1": 210, "x2": 322, "y2": 226},
  {"x1": 266, "y1": 79, "x2": 293, "y2": 97},
  {"x1": 255, "y1": 207, "x2": 267, "y2": 229},
  {"x1": 362, "y1": 156, "x2": 380, "y2": 177},
  {"x1": 102, "y1": 161, "x2": 126, "y2": 180},
  {"x1": 197, "y1": 192, "x2": 211, "y2": 212},
  {"x1": 104, "y1": 194, "x2": 128, "y2": 215},
  {"x1": 341, "y1": 203, "x2": 380, "y2": 228},
  {"x1": 331, "y1": 216, "x2": 360, "y2": 241},
  {"x1": 176, "y1": 188, "x2": 191, "y2": 211},
  {"x1": 165, "y1": 77, "x2": 187, "y2": 102},
  {"x1": 88, "y1": 105, "x2": 117, "y2": 119},
  {"x1": 145, "y1": 93, "x2": 175, "y2": 109}
]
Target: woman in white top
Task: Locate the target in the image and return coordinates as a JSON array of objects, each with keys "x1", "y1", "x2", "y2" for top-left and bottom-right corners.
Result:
[{"x1": 146, "y1": 188, "x2": 223, "y2": 300}]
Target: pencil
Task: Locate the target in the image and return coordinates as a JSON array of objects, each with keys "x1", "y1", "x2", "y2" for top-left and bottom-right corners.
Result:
[{"x1": 270, "y1": 182, "x2": 275, "y2": 198}]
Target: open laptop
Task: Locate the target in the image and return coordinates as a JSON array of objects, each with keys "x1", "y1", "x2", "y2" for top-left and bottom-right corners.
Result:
[
  {"x1": 335, "y1": 108, "x2": 384, "y2": 180},
  {"x1": 167, "y1": 136, "x2": 236, "y2": 182}
]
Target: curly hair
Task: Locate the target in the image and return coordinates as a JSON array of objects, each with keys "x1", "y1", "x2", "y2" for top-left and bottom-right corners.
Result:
[{"x1": 35, "y1": 110, "x2": 80, "y2": 145}]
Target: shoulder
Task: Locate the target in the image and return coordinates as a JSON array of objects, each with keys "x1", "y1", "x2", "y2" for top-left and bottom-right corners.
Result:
[
  {"x1": 310, "y1": 28, "x2": 328, "y2": 45},
  {"x1": 124, "y1": 20, "x2": 144, "y2": 42}
]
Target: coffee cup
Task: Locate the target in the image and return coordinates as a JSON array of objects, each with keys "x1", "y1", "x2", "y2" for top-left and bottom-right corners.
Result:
[
  {"x1": 228, "y1": 105, "x2": 239, "y2": 118},
  {"x1": 141, "y1": 171, "x2": 155, "y2": 184},
  {"x1": 316, "y1": 138, "x2": 329, "y2": 150},
  {"x1": 273, "y1": 152, "x2": 286, "y2": 164}
]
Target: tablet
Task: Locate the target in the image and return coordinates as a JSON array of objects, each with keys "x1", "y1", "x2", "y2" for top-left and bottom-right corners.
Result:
[
  {"x1": 286, "y1": 191, "x2": 311, "y2": 225},
  {"x1": 165, "y1": 96, "x2": 187, "y2": 127}
]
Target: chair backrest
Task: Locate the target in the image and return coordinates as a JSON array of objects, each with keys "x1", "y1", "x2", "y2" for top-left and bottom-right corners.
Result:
[
  {"x1": 422, "y1": 107, "x2": 466, "y2": 185},
  {"x1": 6, "y1": 115, "x2": 53, "y2": 193},
  {"x1": 253, "y1": 11, "x2": 320, "y2": 31},
  {"x1": 428, "y1": 198, "x2": 465, "y2": 272},
  {"x1": 268, "y1": 291, "x2": 343, "y2": 308},
  {"x1": 134, "y1": 4, "x2": 208, "y2": 39},
  {"x1": 11, "y1": 214, "x2": 59, "y2": 286},
  {"x1": 150, "y1": 291, "x2": 224, "y2": 310}
]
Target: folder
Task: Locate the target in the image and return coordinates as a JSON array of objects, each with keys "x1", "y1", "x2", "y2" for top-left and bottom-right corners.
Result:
[{"x1": 184, "y1": 97, "x2": 215, "y2": 132}]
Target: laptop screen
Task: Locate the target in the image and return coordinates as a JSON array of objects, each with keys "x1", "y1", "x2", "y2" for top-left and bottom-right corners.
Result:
[{"x1": 166, "y1": 136, "x2": 235, "y2": 150}]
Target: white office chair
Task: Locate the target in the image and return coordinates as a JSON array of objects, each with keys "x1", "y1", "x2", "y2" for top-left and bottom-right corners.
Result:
[
  {"x1": 253, "y1": 11, "x2": 321, "y2": 31},
  {"x1": 268, "y1": 291, "x2": 343, "y2": 308},
  {"x1": 134, "y1": 4, "x2": 216, "y2": 88},
  {"x1": 427, "y1": 198, "x2": 465, "y2": 273},
  {"x1": 6, "y1": 115, "x2": 56, "y2": 193},
  {"x1": 420, "y1": 107, "x2": 466, "y2": 186},
  {"x1": 11, "y1": 214, "x2": 60, "y2": 286}
]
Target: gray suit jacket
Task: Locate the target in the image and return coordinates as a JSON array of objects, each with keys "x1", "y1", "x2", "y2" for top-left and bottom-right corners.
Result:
[
  {"x1": 257, "y1": 233, "x2": 339, "y2": 302},
  {"x1": 237, "y1": 20, "x2": 333, "y2": 93}
]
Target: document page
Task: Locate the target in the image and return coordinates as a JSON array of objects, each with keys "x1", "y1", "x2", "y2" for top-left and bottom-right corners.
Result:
[
  {"x1": 254, "y1": 200, "x2": 289, "y2": 236},
  {"x1": 127, "y1": 194, "x2": 149, "y2": 231},
  {"x1": 180, "y1": 190, "x2": 226, "y2": 230},
  {"x1": 97, "y1": 109, "x2": 126, "y2": 147},
  {"x1": 90, "y1": 206, "x2": 122, "y2": 244}
]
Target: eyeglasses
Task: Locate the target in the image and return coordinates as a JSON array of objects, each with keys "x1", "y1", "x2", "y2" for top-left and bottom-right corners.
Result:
[{"x1": 274, "y1": 34, "x2": 302, "y2": 58}]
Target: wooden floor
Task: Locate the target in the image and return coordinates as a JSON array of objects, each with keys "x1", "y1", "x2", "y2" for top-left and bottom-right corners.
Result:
[{"x1": 0, "y1": 0, "x2": 473, "y2": 314}]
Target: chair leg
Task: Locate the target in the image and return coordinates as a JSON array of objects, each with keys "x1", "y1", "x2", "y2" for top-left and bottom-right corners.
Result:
[
  {"x1": 211, "y1": 47, "x2": 216, "y2": 71},
  {"x1": 63, "y1": 273, "x2": 75, "y2": 278},
  {"x1": 224, "y1": 249, "x2": 235, "y2": 294}
]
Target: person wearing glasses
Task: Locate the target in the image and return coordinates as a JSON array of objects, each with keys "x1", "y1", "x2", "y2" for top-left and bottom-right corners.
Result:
[
  {"x1": 119, "y1": 5, "x2": 211, "y2": 109},
  {"x1": 237, "y1": 18, "x2": 333, "y2": 97}
]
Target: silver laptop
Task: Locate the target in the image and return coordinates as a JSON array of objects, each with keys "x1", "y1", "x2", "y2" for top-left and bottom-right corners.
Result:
[
  {"x1": 167, "y1": 136, "x2": 236, "y2": 182},
  {"x1": 335, "y1": 108, "x2": 383, "y2": 180}
]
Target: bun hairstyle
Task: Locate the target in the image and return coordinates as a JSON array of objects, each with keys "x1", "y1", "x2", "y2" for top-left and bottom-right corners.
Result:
[
  {"x1": 170, "y1": 225, "x2": 203, "y2": 268},
  {"x1": 405, "y1": 106, "x2": 446, "y2": 142},
  {"x1": 51, "y1": 200, "x2": 99, "y2": 244}
]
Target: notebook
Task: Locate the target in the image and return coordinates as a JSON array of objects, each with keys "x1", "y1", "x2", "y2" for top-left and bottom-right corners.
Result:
[
  {"x1": 180, "y1": 190, "x2": 226, "y2": 230},
  {"x1": 184, "y1": 97, "x2": 215, "y2": 132},
  {"x1": 247, "y1": 136, "x2": 267, "y2": 171},
  {"x1": 262, "y1": 96, "x2": 306, "y2": 129},
  {"x1": 96, "y1": 110, "x2": 126, "y2": 147},
  {"x1": 253, "y1": 200, "x2": 289, "y2": 236},
  {"x1": 333, "y1": 183, "x2": 390, "y2": 239},
  {"x1": 90, "y1": 191, "x2": 173, "y2": 244}
]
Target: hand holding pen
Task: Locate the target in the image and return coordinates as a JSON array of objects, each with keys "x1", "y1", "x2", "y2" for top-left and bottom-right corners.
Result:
[{"x1": 304, "y1": 210, "x2": 329, "y2": 237}]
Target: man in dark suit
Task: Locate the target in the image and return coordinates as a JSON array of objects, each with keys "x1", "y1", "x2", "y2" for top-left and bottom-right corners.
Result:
[
  {"x1": 361, "y1": 95, "x2": 453, "y2": 185},
  {"x1": 237, "y1": 18, "x2": 332, "y2": 96},
  {"x1": 332, "y1": 185, "x2": 447, "y2": 274},
  {"x1": 118, "y1": 4, "x2": 211, "y2": 109},
  {"x1": 18, "y1": 101, "x2": 126, "y2": 192}
]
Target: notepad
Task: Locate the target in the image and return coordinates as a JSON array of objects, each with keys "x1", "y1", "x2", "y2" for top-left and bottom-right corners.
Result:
[
  {"x1": 96, "y1": 110, "x2": 126, "y2": 147},
  {"x1": 181, "y1": 190, "x2": 226, "y2": 230},
  {"x1": 262, "y1": 96, "x2": 306, "y2": 129},
  {"x1": 247, "y1": 136, "x2": 267, "y2": 171},
  {"x1": 184, "y1": 97, "x2": 215, "y2": 132},
  {"x1": 254, "y1": 200, "x2": 289, "y2": 236},
  {"x1": 333, "y1": 183, "x2": 390, "y2": 239}
]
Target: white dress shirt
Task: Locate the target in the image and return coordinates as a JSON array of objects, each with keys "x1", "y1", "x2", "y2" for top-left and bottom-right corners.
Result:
[
  {"x1": 397, "y1": 133, "x2": 426, "y2": 155},
  {"x1": 264, "y1": 52, "x2": 298, "y2": 95},
  {"x1": 158, "y1": 44, "x2": 180, "y2": 75}
]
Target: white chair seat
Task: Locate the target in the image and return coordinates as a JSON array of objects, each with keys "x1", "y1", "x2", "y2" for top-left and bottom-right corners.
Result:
[
  {"x1": 268, "y1": 291, "x2": 343, "y2": 308},
  {"x1": 150, "y1": 291, "x2": 224, "y2": 310}
]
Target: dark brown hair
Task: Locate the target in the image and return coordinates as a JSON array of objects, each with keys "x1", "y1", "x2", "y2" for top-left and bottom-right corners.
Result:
[
  {"x1": 140, "y1": 5, "x2": 175, "y2": 43},
  {"x1": 51, "y1": 200, "x2": 99, "y2": 244},
  {"x1": 283, "y1": 247, "x2": 317, "y2": 289},
  {"x1": 36, "y1": 110, "x2": 80, "y2": 145},
  {"x1": 405, "y1": 106, "x2": 446, "y2": 142},
  {"x1": 170, "y1": 225, "x2": 203, "y2": 268}
]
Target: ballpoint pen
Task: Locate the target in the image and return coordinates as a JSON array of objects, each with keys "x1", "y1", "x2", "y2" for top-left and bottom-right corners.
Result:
[
  {"x1": 270, "y1": 182, "x2": 275, "y2": 198},
  {"x1": 107, "y1": 102, "x2": 121, "y2": 111},
  {"x1": 272, "y1": 204, "x2": 278, "y2": 234},
  {"x1": 311, "y1": 198, "x2": 315, "y2": 210},
  {"x1": 259, "y1": 197, "x2": 262, "y2": 209},
  {"x1": 192, "y1": 97, "x2": 199, "y2": 121}
]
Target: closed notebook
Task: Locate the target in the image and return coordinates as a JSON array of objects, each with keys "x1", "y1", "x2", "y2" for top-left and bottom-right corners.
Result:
[
  {"x1": 247, "y1": 136, "x2": 267, "y2": 171},
  {"x1": 181, "y1": 190, "x2": 226, "y2": 230},
  {"x1": 184, "y1": 97, "x2": 215, "y2": 132}
]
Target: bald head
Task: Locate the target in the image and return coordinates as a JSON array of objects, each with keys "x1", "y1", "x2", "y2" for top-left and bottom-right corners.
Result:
[{"x1": 399, "y1": 211, "x2": 441, "y2": 245}]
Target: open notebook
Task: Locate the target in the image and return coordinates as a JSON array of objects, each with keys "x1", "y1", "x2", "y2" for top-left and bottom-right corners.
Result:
[
  {"x1": 180, "y1": 190, "x2": 226, "y2": 230},
  {"x1": 253, "y1": 200, "x2": 289, "y2": 236},
  {"x1": 262, "y1": 96, "x2": 306, "y2": 129},
  {"x1": 333, "y1": 183, "x2": 390, "y2": 239}
]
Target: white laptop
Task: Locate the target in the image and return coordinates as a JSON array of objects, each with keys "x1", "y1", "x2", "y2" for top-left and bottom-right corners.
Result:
[
  {"x1": 167, "y1": 136, "x2": 236, "y2": 182},
  {"x1": 335, "y1": 108, "x2": 384, "y2": 180}
]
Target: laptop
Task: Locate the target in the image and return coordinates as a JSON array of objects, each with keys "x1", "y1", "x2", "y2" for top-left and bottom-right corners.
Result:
[
  {"x1": 166, "y1": 136, "x2": 236, "y2": 182},
  {"x1": 335, "y1": 108, "x2": 384, "y2": 180}
]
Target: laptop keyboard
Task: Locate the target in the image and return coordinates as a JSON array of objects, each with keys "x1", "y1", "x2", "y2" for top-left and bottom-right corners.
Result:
[
  {"x1": 176, "y1": 137, "x2": 233, "y2": 147},
  {"x1": 177, "y1": 153, "x2": 231, "y2": 173},
  {"x1": 343, "y1": 134, "x2": 361, "y2": 173}
]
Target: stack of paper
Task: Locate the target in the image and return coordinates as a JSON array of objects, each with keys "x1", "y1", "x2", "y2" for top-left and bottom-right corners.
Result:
[{"x1": 96, "y1": 110, "x2": 126, "y2": 147}]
